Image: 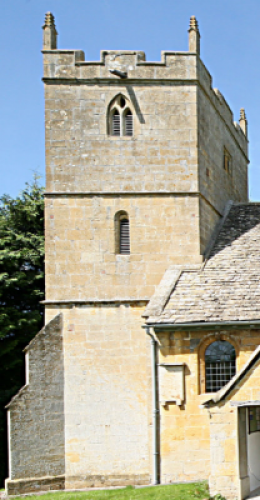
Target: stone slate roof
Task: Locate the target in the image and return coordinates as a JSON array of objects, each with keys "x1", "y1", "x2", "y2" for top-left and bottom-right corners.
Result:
[{"x1": 146, "y1": 203, "x2": 260, "y2": 324}]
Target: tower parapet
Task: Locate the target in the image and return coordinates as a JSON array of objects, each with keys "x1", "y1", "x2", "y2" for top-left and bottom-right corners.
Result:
[{"x1": 42, "y1": 14, "x2": 248, "y2": 154}]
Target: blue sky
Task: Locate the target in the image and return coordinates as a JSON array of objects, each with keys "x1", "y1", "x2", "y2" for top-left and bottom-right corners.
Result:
[{"x1": 1, "y1": 0, "x2": 260, "y2": 199}]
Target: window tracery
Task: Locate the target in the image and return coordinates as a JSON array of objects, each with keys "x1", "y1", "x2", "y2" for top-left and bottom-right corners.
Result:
[{"x1": 108, "y1": 95, "x2": 133, "y2": 137}]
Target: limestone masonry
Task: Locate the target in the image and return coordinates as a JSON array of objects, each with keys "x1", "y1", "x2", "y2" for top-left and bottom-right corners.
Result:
[{"x1": 6, "y1": 13, "x2": 260, "y2": 500}]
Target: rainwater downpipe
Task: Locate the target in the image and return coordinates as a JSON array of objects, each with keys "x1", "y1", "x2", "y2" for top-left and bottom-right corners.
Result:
[{"x1": 145, "y1": 326, "x2": 159, "y2": 485}]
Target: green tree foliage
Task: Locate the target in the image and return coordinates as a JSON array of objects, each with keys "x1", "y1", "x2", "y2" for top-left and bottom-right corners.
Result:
[{"x1": 0, "y1": 179, "x2": 44, "y2": 485}]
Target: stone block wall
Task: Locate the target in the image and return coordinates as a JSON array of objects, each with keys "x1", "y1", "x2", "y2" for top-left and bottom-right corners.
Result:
[
  {"x1": 199, "y1": 197, "x2": 220, "y2": 254},
  {"x1": 198, "y1": 84, "x2": 248, "y2": 216},
  {"x1": 155, "y1": 328, "x2": 260, "y2": 486},
  {"x1": 5, "y1": 315, "x2": 65, "y2": 495},
  {"x1": 208, "y1": 406, "x2": 238, "y2": 499},
  {"x1": 39, "y1": 22, "x2": 251, "y2": 496},
  {"x1": 43, "y1": 48, "x2": 249, "y2": 270},
  {"x1": 44, "y1": 80, "x2": 198, "y2": 194},
  {"x1": 45, "y1": 304, "x2": 152, "y2": 489},
  {"x1": 45, "y1": 194, "x2": 202, "y2": 301}
]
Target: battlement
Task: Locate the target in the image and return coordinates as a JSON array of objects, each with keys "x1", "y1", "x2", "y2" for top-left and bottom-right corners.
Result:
[
  {"x1": 42, "y1": 14, "x2": 248, "y2": 152},
  {"x1": 42, "y1": 48, "x2": 199, "y2": 82},
  {"x1": 42, "y1": 12, "x2": 200, "y2": 81}
]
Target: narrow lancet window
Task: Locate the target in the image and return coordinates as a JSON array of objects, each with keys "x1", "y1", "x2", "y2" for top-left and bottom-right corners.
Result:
[
  {"x1": 120, "y1": 218, "x2": 130, "y2": 254},
  {"x1": 112, "y1": 110, "x2": 120, "y2": 136},
  {"x1": 125, "y1": 110, "x2": 133, "y2": 136},
  {"x1": 115, "y1": 211, "x2": 130, "y2": 254}
]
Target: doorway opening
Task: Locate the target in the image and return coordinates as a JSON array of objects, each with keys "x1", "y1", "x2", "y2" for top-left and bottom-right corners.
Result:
[{"x1": 238, "y1": 406, "x2": 260, "y2": 499}]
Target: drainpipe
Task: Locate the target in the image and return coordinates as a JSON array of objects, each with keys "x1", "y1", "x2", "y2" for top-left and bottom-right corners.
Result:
[{"x1": 145, "y1": 326, "x2": 159, "y2": 485}]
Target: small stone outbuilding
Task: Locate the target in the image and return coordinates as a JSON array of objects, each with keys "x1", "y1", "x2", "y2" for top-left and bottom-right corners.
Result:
[{"x1": 144, "y1": 203, "x2": 260, "y2": 499}]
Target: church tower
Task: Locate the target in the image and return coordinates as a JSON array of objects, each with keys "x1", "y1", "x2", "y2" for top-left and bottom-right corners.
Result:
[{"x1": 5, "y1": 13, "x2": 249, "y2": 494}]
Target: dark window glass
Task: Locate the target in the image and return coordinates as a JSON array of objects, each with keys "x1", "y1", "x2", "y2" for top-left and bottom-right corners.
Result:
[{"x1": 205, "y1": 340, "x2": 236, "y2": 392}]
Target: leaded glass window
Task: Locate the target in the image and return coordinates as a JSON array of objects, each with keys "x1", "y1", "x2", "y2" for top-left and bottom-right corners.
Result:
[{"x1": 205, "y1": 340, "x2": 236, "y2": 393}]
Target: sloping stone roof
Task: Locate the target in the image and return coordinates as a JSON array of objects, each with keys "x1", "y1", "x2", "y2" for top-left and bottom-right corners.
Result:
[{"x1": 146, "y1": 203, "x2": 260, "y2": 324}]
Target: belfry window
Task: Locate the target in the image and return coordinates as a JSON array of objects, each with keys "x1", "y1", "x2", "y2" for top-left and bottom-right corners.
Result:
[
  {"x1": 125, "y1": 110, "x2": 133, "y2": 136},
  {"x1": 205, "y1": 340, "x2": 236, "y2": 392},
  {"x1": 115, "y1": 211, "x2": 130, "y2": 254},
  {"x1": 112, "y1": 110, "x2": 120, "y2": 136},
  {"x1": 109, "y1": 95, "x2": 133, "y2": 137},
  {"x1": 119, "y1": 218, "x2": 130, "y2": 254}
]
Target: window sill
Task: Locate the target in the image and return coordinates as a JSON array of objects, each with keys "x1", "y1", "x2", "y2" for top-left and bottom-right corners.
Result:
[{"x1": 108, "y1": 136, "x2": 134, "y2": 140}]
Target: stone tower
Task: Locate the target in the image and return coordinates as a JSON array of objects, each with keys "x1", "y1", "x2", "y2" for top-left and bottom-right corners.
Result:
[{"x1": 5, "y1": 13, "x2": 249, "y2": 494}]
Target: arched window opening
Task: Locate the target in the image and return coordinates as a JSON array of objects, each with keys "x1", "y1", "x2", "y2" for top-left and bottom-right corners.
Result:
[
  {"x1": 112, "y1": 110, "x2": 120, "y2": 136},
  {"x1": 108, "y1": 95, "x2": 134, "y2": 137},
  {"x1": 205, "y1": 340, "x2": 236, "y2": 393},
  {"x1": 120, "y1": 218, "x2": 130, "y2": 254},
  {"x1": 125, "y1": 110, "x2": 133, "y2": 136},
  {"x1": 115, "y1": 211, "x2": 130, "y2": 255}
]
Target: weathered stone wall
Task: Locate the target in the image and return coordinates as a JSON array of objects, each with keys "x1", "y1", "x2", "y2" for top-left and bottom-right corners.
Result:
[
  {"x1": 45, "y1": 195, "x2": 202, "y2": 301},
  {"x1": 44, "y1": 50, "x2": 249, "y2": 268},
  {"x1": 5, "y1": 315, "x2": 65, "y2": 495},
  {"x1": 45, "y1": 305, "x2": 152, "y2": 489},
  {"x1": 199, "y1": 197, "x2": 220, "y2": 255},
  {"x1": 44, "y1": 80, "x2": 198, "y2": 194},
  {"x1": 155, "y1": 328, "x2": 260, "y2": 486},
  {"x1": 198, "y1": 84, "x2": 248, "y2": 215},
  {"x1": 40, "y1": 24, "x2": 250, "y2": 495}
]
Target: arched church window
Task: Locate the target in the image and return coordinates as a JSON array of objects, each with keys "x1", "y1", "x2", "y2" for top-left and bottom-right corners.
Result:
[
  {"x1": 115, "y1": 211, "x2": 130, "y2": 254},
  {"x1": 108, "y1": 95, "x2": 134, "y2": 137},
  {"x1": 205, "y1": 340, "x2": 236, "y2": 393},
  {"x1": 119, "y1": 218, "x2": 130, "y2": 254}
]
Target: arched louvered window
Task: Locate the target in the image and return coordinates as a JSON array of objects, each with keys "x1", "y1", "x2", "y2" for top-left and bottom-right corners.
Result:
[
  {"x1": 205, "y1": 340, "x2": 236, "y2": 393},
  {"x1": 115, "y1": 211, "x2": 130, "y2": 255},
  {"x1": 112, "y1": 110, "x2": 120, "y2": 136},
  {"x1": 120, "y1": 218, "x2": 130, "y2": 254},
  {"x1": 125, "y1": 110, "x2": 133, "y2": 136},
  {"x1": 109, "y1": 95, "x2": 134, "y2": 137}
]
